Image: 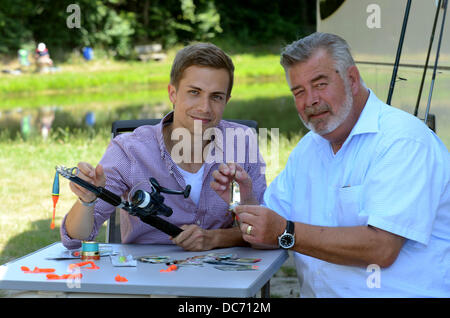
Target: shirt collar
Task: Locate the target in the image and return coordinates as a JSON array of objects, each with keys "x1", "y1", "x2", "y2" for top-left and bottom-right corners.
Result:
[
  {"x1": 157, "y1": 111, "x2": 174, "y2": 156},
  {"x1": 348, "y1": 88, "x2": 380, "y2": 137},
  {"x1": 311, "y1": 88, "x2": 381, "y2": 146}
]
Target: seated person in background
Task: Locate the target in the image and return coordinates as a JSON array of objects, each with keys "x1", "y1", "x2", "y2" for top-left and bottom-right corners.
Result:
[
  {"x1": 60, "y1": 43, "x2": 266, "y2": 251},
  {"x1": 35, "y1": 42, "x2": 53, "y2": 72}
]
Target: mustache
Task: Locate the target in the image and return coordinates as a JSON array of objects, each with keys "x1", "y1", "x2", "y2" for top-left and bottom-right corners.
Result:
[{"x1": 304, "y1": 104, "x2": 331, "y2": 117}]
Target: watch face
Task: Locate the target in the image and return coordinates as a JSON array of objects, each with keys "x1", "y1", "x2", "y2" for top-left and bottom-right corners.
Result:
[{"x1": 280, "y1": 234, "x2": 294, "y2": 248}]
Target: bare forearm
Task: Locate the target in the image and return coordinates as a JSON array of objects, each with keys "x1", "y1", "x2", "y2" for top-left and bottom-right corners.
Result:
[
  {"x1": 293, "y1": 223, "x2": 404, "y2": 268},
  {"x1": 65, "y1": 200, "x2": 95, "y2": 240}
]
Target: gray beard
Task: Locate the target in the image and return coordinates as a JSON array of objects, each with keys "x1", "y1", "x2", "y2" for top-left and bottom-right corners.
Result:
[{"x1": 300, "y1": 85, "x2": 353, "y2": 136}]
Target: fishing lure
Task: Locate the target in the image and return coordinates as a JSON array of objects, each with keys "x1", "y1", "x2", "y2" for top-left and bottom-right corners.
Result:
[
  {"x1": 50, "y1": 170, "x2": 59, "y2": 229},
  {"x1": 115, "y1": 274, "x2": 128, "y2": 282}
]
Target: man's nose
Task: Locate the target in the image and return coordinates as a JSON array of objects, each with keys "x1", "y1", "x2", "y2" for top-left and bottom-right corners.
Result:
[
  {"x1": 305, "y1": 90, "x2": 320, "y2": 107},
  {"x1": 198, "y1": 95, "x2": 211, "y2": 112}
]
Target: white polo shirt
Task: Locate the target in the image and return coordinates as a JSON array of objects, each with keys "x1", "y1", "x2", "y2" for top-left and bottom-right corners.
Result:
[{"x1": 264, "y1": 89, "x2": 450, "y2": 297}]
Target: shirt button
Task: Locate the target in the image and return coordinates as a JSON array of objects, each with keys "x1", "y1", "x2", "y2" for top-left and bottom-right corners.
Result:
[{"x1": 196, "y1": 220, "x2": 201, "y2": 225}]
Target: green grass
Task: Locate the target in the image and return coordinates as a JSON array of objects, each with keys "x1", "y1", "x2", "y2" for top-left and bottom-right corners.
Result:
[
  {"x1": 0, "y1": 53, "x2": 284, "y2": 102},
  {"x1": 0, "y1": 131, "x2": 110, "y2": 264}
]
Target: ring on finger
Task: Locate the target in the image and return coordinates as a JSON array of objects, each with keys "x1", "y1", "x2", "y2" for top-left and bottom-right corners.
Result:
[{"x1": 246, "y1": 225, "x2": 253, "y2": 235}]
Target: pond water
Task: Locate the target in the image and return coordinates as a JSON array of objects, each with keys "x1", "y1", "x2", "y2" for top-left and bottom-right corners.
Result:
[{"x1": 0, "y1": 66, "x2": 448, "y2": 150}]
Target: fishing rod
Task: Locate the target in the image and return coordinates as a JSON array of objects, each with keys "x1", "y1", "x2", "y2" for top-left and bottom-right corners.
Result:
[
  {"x1": 387, "y1": 0, "x2": 412, "y2": 105},
  {"x1": 414, "y1": 0, "x2": 442, "y2": 117},
  {"x1": 55, "y1": 165, "x2": 190, "y2": 237},
  {"x1": 424, "y1": 0, "x2": 448, "y2": 126}
]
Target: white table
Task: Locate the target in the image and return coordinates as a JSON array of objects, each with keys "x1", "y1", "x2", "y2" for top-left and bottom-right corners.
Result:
[{"x1": 0, "y1": 242, "x2": 287, "y2": 297}]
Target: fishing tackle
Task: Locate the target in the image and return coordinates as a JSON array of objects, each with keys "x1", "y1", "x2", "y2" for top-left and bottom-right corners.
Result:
[
  {"x1": 50, "y1": 170, "x2": 59, "y2": 229},
  {"x1": 54, "y1": 165, "x2": 191, "y2": 238}
]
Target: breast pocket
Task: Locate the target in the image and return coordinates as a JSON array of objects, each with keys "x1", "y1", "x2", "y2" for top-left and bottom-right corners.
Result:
[{"x1": 337, "y1": 185, "x2": 367, "y2": 226}]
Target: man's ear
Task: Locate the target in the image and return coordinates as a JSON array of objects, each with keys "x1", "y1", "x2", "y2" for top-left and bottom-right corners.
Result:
[
  {"x1": 347, "y1": 65, "x2": 361, "y2": 96},
  {"x1": 168, "y1": 84, "x2": 177, "y2": 106}
]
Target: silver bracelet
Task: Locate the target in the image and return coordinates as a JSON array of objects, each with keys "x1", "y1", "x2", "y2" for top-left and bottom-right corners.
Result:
[{"x1": 78, "y1": 197, "x2": 98, "y2": 207}]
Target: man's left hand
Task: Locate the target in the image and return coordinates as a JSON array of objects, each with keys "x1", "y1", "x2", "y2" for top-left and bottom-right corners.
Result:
[
  {"x1": 171, "y1": 224, "x2": 213, "y2": 251},
  {"x1": 234, "y1": 205, "x2": 286, "y2": 247}
]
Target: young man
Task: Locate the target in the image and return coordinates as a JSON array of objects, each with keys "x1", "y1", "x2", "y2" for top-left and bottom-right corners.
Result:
[
  {"x1": 212, "y1": 33, "x2": 449, "y2": 297},
  {"x1": 61, "y1": 43, "x2": 266, "y2": 251}
]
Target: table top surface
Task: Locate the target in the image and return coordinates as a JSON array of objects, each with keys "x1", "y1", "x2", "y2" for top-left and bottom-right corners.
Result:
[{"x1": 0, "y1": 242, "x2": 288, "y2": 297}]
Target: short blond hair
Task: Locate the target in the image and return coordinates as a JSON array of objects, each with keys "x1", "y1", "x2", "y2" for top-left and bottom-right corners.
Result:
[{"x1": 170, "y1": 43, "x2": 235, "y2": 97}]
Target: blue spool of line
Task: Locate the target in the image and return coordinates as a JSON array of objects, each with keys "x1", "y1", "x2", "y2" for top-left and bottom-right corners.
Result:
[{"x1": 82, "y1": 241, "x2": 99, "y2": 252}]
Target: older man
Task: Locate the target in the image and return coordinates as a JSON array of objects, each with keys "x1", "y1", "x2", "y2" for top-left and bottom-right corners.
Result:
[{"x1": 212, "y1": 32, "x2": 449, "y2": 297}]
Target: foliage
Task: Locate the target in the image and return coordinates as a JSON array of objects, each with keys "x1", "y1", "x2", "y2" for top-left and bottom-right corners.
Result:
[
  {"x1": 0, "y1": 0, "x2": 315, "y2": 59},
  {"x1": 78, "y1": 1, "x2": 136, "y2": 58},
  {"x1": 215, "y1": 0, "x2": 316, "y2": 46}
]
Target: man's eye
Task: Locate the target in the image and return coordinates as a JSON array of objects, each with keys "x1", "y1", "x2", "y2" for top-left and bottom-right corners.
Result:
[
  {"x1": 293, "y1": 90, "x2": 304, "y2": 97},
  {"x1": 212, "y1": 95, "x2": 224, "y2": 101},
  {"x1": 189, "y1": 90, "x2": 199, "y2": 95},
  {"x1": 316, "y1": 82, "x2": 327, "y2": 88}
]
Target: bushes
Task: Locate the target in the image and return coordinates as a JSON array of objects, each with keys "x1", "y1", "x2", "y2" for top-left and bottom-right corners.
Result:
[{"x1": 0, "y1": 0, "x2": 315, "y2": 59}]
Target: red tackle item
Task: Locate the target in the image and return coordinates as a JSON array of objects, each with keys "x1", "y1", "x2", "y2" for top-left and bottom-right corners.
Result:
[
  {"x1": 160, "y1": 264, "x2": 178, "y2": 272},
  {"x1": 51, "y1": 195, "x2": 59, "y2": 230},
  {"x1": 115, "y1": 275, "x2": 128, "y2": 282},
  {"x1": 33, "y1": 267, "x2": 56, "y2": 273},
  {"x1": 21, "y1": 266, "x2": 55, "y2": 273},
  {"x1": 69, "y1": 261, "x2": 99, "y2": 270},
  {"x1": 46, "y1": 273, "x2": 83, "y2": 280}
]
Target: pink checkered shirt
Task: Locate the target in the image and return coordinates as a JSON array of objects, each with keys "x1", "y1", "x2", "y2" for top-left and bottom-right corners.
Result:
[{"x1": 61, "y1": 112, "x2": 266, "y2": 249}]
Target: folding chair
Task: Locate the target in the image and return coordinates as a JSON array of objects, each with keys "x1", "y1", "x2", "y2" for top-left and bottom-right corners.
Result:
[{"x1": 106, "y1": 118, "x2": 258, "y2": 243}]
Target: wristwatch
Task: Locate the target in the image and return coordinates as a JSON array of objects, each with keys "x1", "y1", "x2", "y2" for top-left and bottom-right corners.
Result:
[{"x1": 278, "y1": 220, "x2": 295, "y2": 249}]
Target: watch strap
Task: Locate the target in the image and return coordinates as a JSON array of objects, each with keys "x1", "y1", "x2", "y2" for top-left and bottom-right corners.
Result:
[{"x1": 286, "y1": 220, "x2": 294, "y2": 234}]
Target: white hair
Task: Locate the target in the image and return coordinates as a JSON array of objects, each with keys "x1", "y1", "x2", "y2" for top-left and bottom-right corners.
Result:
[{"x1": 281, "y1": 32, "x2": 365, "y2": 85}]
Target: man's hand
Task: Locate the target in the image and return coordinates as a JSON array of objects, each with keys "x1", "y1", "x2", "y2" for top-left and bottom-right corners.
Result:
[
  {"x1": 210, "y1": 163, "x2": 256, "y2": 205},
  {"x1": 234, "y1": 205, "x2": 286, "y2": 248},
  {"x1": 69, "y1": 162, "x2": 106, "y2": 203},
  {"x1": 171, "y1": 225, "x2": 247, "y2": 251},
  {"x1": 171, "y1": 224, "x2": 214, "y2": 251}
]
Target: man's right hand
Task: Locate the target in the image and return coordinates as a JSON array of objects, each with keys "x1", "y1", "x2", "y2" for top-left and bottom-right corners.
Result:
[{"x1": 69, "y1": 162, "x2": 106, "y2": 203}]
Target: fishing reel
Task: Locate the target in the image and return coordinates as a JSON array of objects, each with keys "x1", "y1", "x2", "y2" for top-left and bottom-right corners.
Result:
[
  {"x1": 129, "y1": 177, "x2": 191, "y2": 218},
  {"x1": 55, "y1": 166, "x2": 190, "y2": 237}
]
